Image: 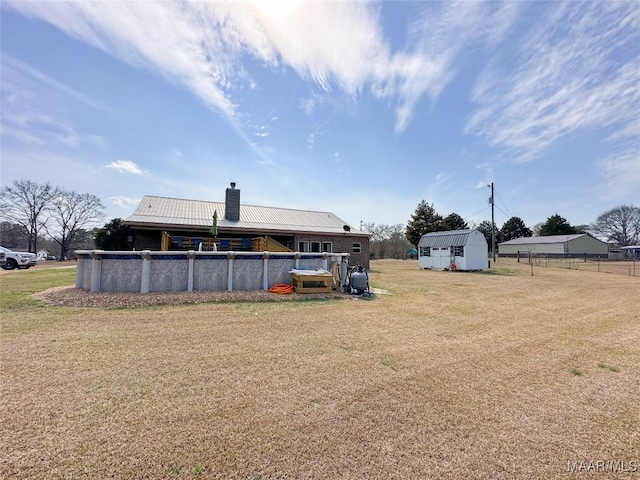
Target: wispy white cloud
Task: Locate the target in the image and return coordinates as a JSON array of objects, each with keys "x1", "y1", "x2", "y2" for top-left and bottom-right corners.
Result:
[
  {"x1": 105, "y1": 160, "x2": 143, "y2": 174},
  {"x1": 466, "y1": 2, "x2": 640, "y2": 162},
  {"x1": 300, "y1": 96, "x2": 318, "y2": 116},
  {"x1": 1, "y1": 56, "x2": 107, "y2": 147},
  {"x1": 3, "y1": 55, "x2": 110, "y2": 113},
  {"x1": 474, "y1": 162, "x2": 494, "y2": 189},
  {"x1": 381, "y1": 1, "x2": 521, "y2": 132},
  {"x1": 108, "y1": 196, "x2": 140, "y2": 208},
  {"x1": 7, "y1": 0, "x2": 634, "y2": 158},
  {"x1": 306, "y1": 125, "x2": 324, "y2": 150},
  {"x1": 4, "y1": 0, "x2": 518, "y2": 137},
  {"x1": 598, "y1": 145, "x2": 640, "y2": 200}
]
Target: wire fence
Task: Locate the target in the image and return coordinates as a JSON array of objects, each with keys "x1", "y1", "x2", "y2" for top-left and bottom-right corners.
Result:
[{"x1": 515, "y1": 253, "x2": 638, "y2": 277}]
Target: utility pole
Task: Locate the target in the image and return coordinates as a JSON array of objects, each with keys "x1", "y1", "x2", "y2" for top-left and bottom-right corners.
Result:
[{"x1": 488, "y1": 183, "x2": 496, "y2": 262}]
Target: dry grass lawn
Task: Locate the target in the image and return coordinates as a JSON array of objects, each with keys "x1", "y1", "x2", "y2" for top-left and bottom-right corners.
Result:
[{"x1": 1, "y1": 259, "x2": 639, "y2": 479}]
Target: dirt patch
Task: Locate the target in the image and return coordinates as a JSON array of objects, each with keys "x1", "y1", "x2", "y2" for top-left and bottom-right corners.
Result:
[{"x1": 34, "y1": 285, "x2": 351, "y2": 308}]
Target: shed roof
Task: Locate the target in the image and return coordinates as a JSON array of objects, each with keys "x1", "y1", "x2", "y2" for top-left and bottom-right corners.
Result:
[
  {"x1": 499, "y1": 234, "x2": 597, "y2": 246},
  {"x1": 418, "y1": 229, "x2": 474, "y2": 247},
  {"x1": 125, "y1": 195, "x2": 368, "y2": 236}
]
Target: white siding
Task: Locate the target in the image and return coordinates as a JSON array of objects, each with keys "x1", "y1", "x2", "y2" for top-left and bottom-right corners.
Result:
[{"x1": 418, "y1": 230, "x2": 487, "y2": 270}]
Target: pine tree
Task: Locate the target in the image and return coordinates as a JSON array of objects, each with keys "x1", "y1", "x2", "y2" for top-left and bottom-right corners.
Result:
[
  {"x1": 500, "y1": 217, "x2": 532, "y2": 242},
  {"x1": 405, "y1": 201, "x2": 445, "y2": 246},
  {"x1": 443, "y1": 213, "x2": 468, "y2": 230},
  {"x1": 539, "y1": 214, "x2": 576, "y2": 236}
]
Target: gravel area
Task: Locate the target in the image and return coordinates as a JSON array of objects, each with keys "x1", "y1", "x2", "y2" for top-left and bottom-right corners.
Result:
[{"x1": 33, "y1": 286, "x2": 351, "y2": 308}]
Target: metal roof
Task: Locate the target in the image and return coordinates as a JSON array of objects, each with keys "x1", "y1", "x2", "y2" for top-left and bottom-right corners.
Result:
[
  {"x1": 124, "y1": 195, "x2": 368, "y2": 236},
  {"x1": 418, "y1": 229, "x2": 474, "y2": 247},
  {"x1": 499, "y1": 234, "x2": 595, "y2": 245}
]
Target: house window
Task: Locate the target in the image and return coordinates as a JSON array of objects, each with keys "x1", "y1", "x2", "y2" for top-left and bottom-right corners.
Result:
[
  {"x1": 451, "y1": 246, "x2": 464, "y2": 257},
  {"x1": 419, "y1": 246, "x2": 430, "y2": 257},
  {"x1": 298, "y1": 241, "x2": 309, "y2": 252},
  {"x1": 352, "y1": 243, "x2": 361, "y2": 253},
  {"x1": 311, "y1": 241, "x2": 321, "y2": 253},
  {"x1": 322, "y1": 242, "x2": 332, "y2": 253}
]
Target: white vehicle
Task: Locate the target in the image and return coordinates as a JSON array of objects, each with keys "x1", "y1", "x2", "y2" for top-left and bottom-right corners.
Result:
[{"x1": 0, "y1": 246, "x2": 38, "y2": 270}]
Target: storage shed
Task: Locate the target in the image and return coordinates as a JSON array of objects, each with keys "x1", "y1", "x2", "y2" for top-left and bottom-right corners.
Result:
[
  {"x1": 418, "y1": 229, "x2": 488, "y2": 271},
  {"x1": 498, "y1": 234, "x2": 609, "y2": 258}
]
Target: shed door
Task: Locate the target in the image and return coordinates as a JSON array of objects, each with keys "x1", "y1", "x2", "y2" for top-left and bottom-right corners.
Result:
[{"x1": 432, "y1": 247, "x2": 451, "y2": 269}]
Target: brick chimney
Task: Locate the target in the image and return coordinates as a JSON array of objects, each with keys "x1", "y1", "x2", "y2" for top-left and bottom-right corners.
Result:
[{"x1": 225, "y1": 182, "x2": 240, "y2": 221}]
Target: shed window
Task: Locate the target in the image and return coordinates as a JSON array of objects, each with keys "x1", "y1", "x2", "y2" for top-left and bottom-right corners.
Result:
[
  {"x1": 352, "y1": 243, "x2": 362, "y2": 253},
  {"x1": 311, "y1": 241, "x2": 321, "y2": 253},
  {"x1": 298, "y1": 241, "x2": 309, "y2": 252},
  {"x1": 322, "y1": 242, "x2": 333, "y2": 253},
  {"x1": 419, "y1": 246, "x2": 430, "y2": 257},
  {"x1": 451, "y1": 246, "x2": 464, "y2": 257}
]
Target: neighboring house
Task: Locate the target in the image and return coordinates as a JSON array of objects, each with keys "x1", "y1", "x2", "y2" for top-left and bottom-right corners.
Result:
[
  {"x1": 621, "y1": 246, "x2": 640, "y2": 259},
  {"x1": 37, "y1": 250, "x2": 49, "y2": 260},
  {"x1": 498, "y1": 234, "x2": 609, "y2": 258},
  {"x1": 418, "y1": 229, "x2": 488, "y2": 271},
  {"x1": 124, "y1": 183, "x2": 370, "y2": 267}
]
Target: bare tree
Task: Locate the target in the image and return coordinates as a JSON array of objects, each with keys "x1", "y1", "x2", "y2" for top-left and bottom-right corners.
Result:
[
  {"x1": 0, "y1": 222, "x2": 28, "y2": 249},
  {"x1": 0, "y1": 180, "x2": 59, "y2": 253},
  {"x1": 532, "y1": 222, "x2": 544, "y2": 236},
  {"x1": 589, "y1": 205, "x2": 640, "y2": 247},
  {"x1": 45, "y1": 190, "x2": 104, "y2": 260},
  {"x1": 363, "y1": 222, "x2": 413, "y2": 259}
]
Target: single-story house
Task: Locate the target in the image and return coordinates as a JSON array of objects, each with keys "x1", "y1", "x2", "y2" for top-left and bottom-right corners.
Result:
[
  {"x1": 418, "y1": 229, "x2": 488, "y2": 271},
  {"x1": 124, "y1": 183, "x2": 370, "y2": 268},
  {"x1": 498, "y1": 234, "x2": 609, "y2": 258}
]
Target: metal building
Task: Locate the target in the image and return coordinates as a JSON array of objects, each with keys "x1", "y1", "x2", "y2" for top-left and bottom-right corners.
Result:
[{"x1": 498, "y1": 234, "x2": 609, "y2": 258}]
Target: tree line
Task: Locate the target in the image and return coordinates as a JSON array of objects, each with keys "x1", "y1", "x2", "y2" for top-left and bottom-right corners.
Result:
[
  {"x1": 0, "y1": 180, "x2": 104, "y2": 260},
  {"x1": 3, "y1": 179, "x2": 637, "y2": 260},
  {"x1": 404, "y1": 200, "x2": 640, "y2": 251}
]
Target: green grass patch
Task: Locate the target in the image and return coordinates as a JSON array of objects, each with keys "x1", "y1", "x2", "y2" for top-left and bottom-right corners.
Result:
[
  {"x1": 381, "y1": 354, "x2": 397, "y2": 371},
  {"x1": 0, "y1": 268, "x2": 76, "y2": 311},
  {"x1": 597, "y1": 362, "x2": 620, "y2": 372},
  {"x1": 570, "y1": 368, "x2": 582, "y2": 376}
]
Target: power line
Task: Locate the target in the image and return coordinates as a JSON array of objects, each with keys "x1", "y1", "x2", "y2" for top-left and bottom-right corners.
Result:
[
  {"x1": 495, "y1": 204, "x2": 509, "y2": 218},
  {"x1": 495, "y1": 189, "x2": 511, "y2": 217},
  {"x1": 463, "y1": 206, "x2": 489, "y2": 220}
]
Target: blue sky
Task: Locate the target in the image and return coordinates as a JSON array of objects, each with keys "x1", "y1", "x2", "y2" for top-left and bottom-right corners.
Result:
[{"x1": 1, "y1": 1, "x2": 638, "y2": 232}]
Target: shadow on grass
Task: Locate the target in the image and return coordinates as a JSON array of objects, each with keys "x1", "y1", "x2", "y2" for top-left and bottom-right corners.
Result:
[{"x1": 474, "y1": 268, "x2": 517, "y2": 276}]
